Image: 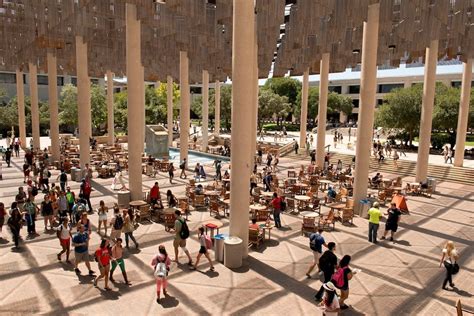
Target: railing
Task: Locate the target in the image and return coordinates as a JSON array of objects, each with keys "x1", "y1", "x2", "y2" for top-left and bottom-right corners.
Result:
[
  {"x1": 325, "y1": 144, "x2": 331, "y2": 152},
  {"x1": 279, "y1": 141, "x2": 296, "y2": 157}
]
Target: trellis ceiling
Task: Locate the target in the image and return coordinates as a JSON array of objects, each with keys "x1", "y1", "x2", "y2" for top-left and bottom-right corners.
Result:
[{"x1": 0, "y1": 0, "x2": 473, "y2": 83}]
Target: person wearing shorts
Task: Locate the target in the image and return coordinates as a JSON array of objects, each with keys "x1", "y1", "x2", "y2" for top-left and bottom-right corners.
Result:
[
  {"x1": 72, "y1": 224, "x2": 94, "y2": 276},
  {"x1": 57, "y1": 217, "x2": 72, "y2": 262},
  {"x1": 382, "y1": 203, "x2": 402, "y2": 241},
  {"x1": 109, "y1": 238, "x2": 130, "y2": 285},
  {"x1": 190, "y1": 227, "x2": 214, "y2": 271},
  {"x1": 306, "y1": 229, "x2": 328, "y2": 278},
  {"x1": 173, "y1": 210, "x2": 192, "y2": 265},
  {"x1": 94, "y1": 239, "x2": 111, "y2": 290}
]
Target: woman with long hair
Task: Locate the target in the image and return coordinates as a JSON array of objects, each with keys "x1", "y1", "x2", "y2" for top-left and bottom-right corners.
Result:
[
  {"x1": 57, "y1": 217, "x2": 72, "y2": 262},
  {"x1": 94, "y1": 238, "x2": 112, "y2": 290},
  {"x1": 190, "y1": 226, "x2": 214, "y2": 272},
  {"x1": 123, "y1": 209, "x2": 139, "y2": 249},
  {"x1": 335, "y1": 254, "x2": 356, "y2": 310},
  {"x1": 439, "y1": 241, "x2": 459, "y2": 290},
  {"x1": 97, "y1": 200, "x2": 108, "y2": 236},
  {"x1": 151, "y1": 245, "x2": 171, "y2": 303}
]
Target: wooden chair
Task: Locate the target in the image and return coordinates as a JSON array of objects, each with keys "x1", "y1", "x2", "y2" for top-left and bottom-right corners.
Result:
[
  {"x1": 179, "y1": 200, "x2": 190, "y2": 220},
  {"x1": 194, "y1": 195, "x2": 206, "y2": 208},
  {"x1": 138, "y1": 205, "x2": 151, "y2": 222},
  {"x1": 301, "y1": 216, "x2": 316, "y2": 235},
  {"x1": 286, "y1": 198, "x2": 296, "y2": 213},
  {"x1": 288, "y1": 170, "x2": 296, "y2": 178},
  {"x1": 341, "y1": 207, "x2": 354, "y2": 225},
  {"x1": 255, "y1": 210, "x2": 270, "y2": 222},
  {"x1": 311, "y1": 198, "x2": 321, "y2": 214},
  {"x1": 248, "y1": 228, "x2": 263, "y2": 248},
  {"x1": 163, "y1": 213, "x2": 176, "y2": 232},
  {"x1": 377, "y1": 190, "x2": 387, "y2": 206},
  {"x1": 209, "y1": 201, "x2": 223, "y2": 218},
  {"x1": 318, "y1": 210, "x2": 336, "y2": 231}
]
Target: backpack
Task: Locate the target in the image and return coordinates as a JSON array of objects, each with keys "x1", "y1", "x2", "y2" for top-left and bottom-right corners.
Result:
[
  {"x1": 331, "y1": 267, "x2": 347, "y2": 288},
  {"x1": 83, "y1": 182, "x2": 91, "y2": 195},
  {"x1": 154, "y1": 262, "x2": 167, "y2": 279},
  {"x1": 179, "y1": 219, "x2": 189, "y2": 239},
  {"x1": 309, "y1": 233, "x2": 323, "y2": 252},
  {"x1": 204, "y1": 235, "x2": 213, "y2": 250},
  {"x1": 47, "y1": 170, "x2": 51, "y2": 178},
  {"x1": 114, "y1": 215, "x2": 124, "y2": 230},
  {"x1": 280, "y1": 199, "x2": 286, "y2": 212},
  {"x1": 180, "y1": 161, "x2": 185, "y2": 170},
  {"x1": 32, "y1": 186, "x2": 39, "y2": 197},
  {"x1": 60, "y1": 172, "x2": 67, "y2": 182}
]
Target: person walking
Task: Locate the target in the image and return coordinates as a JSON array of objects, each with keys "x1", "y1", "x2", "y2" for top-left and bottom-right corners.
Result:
[
  {"x1": 440, "y1": 241, "x2": 459, "y2": 290},
  {"x1": 271, "y1": 193, "x2": 283, "y2": 228},
  {"x1": 5, "y1": 148, "x2": 12, "y2": 167},
  {"x1": 65, "y1": 187, "x2": 75, "y2": 221},
  {"x1": 57, "y1": 170, "x2": 68, "y2": 192},
  {"x1": 123, "y1": 209, "x2": 139, "y2": 249},
  {"x1": 168, "y1": 162, "x2": 175, "y2": 184},
  {"x1": 0, "y1": 202, "x2": 5, "y2": 240},
  {"x1": 7, "y1": 203, "x2": 23, "y2": 248},
  {"x1": 368, "y1": 202, "x2": 382, "y2": 244},
  {"x1": 109, "y1": 207, "x2": 124, "y2": 242},
  {"x1": 23, "y1": 197, "x2": 38, "y2": 236},
  {"x1": 306, "y1": 228, "x2": 328, "y2": 278},
  {"x1": 332, "y1": 254, "x2": 356, "y2": 310},
  {"x1": 57, "y1": 191, "x2": 68, "y2": 220},
  {"x1": 190, "y1": 226, "x2": 215, "y2": 272},
  {"x1": 393, "y1": 150, "x2": 400, "y2": 168},
  {"x1": 173, "y1": 210, "x2": 193, "y2": 265},
  {"x1": 72, "y1": 224, "x2": 95, "y2": 275},
  {"x1": 179, "y1": 158, "x2": 187, "y2": 179},
  {"x1": 293, "y1": 140, "x2": 299, "y2": 154},
  {"x1": 97, "y1": 200, "x2": 108, "y2": 236},
  {"x1": 214, "y1": 160, "x2": 222, "y2": 181},
  {"x1": 94, "y1": 239, "x2": 112, "y2": 290},
  {"x1": 314, "y1": 242, "x2": 338, "y2": 301},
  {"x1": 40, "y1": 194, "x2": 54, "y2": 232},
  {"x1": 318, "y1": 281, "x2": 341, "y2": 316},
  {"x1": 79, "y1": 179, "x2": 93, "y2": 213},
  {"x1": 56, "y1": 217, "x2": 72, "y2": 262},
  {"x1": 382, "y1": 203, "x2": 402, "y2": 241},
  {"x1": 109, "y1": 237, "x2": 130, "y2": 285},
  {"x1": 152, "y1": 245, "x2": 171, "y2": 303}
]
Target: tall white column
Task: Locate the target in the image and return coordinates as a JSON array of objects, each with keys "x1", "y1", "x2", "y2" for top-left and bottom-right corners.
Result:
[
  {"x1": 16, "y1": 69, "x2": 26, "y2": 148},
  {"x1": 316, "y1": 53, "x2": 330, "y2": 168},
  {"x1": 126, "y1": 3, "x2": 143, "y2": 200},
  {"x1": 353, "y1": 3, "x2": 380, "y2": 203},
  {"x1": 214, "y1": 81, "x2": 221, "y2": 135},
  {"x1": 167, "y1": 75, "x2": 174, "y2": 146},
  {"x1": 454, "y1": 59, "x2": 473, "y2": 167},
  {"x1": 179, "y1": 51, "x2": 190, "y2": 162},
  {"x1": 106, "y1": 70, "x2": 115, "y2": 145},
  {"x1": 75, "y1": 36, "x2": 91, "y2": 169},
  {"x1": 250, "y1": 37, "x2": 258, "y2": 165},
  {"x1": 299, "y1": 69, "x2": 309, "y2": 150},
  {"x1": 416, "y1": 39, "x2": 438, "y2": 182},
  {"x1": 47, "y1": 52, "x2": 60, "y2": 162},
  {"x1": 29, "y1": 63, "x2": 40, "y2": 150},
  {"x1": 202, "y1": 70, "x2": 209, "y2": 152},
  {"x1": 140, "y1": 65, "x2": 145, "y2": 153},
  {"x1": 229, "y1": 0, "x2": 254, "y2": 261}
]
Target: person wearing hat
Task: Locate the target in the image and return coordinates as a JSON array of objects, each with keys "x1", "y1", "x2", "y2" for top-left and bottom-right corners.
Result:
[
  {"x1": 319, "y1": 281, "x2": 340, "y2": 316},
  {"x1": 368, "y1": 202, "x2": 382, "y2": 243}
]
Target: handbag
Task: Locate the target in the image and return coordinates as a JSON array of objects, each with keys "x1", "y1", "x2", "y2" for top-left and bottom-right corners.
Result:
[{"x1": 452, "y1": 262, "x2": 460, "y2": 275}]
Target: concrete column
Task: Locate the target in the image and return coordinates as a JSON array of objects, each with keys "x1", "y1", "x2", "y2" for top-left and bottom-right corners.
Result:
[
  {"x1": 316, "y1": 53, "x2": 330, "y2": 168},
  {"x1": 416, "y1": 39, "x2": 438, "y2": 182},
  {"x1": 250, "y1": 36, "x2": 258, "y2": 165},
  {"x1": 47, "y1": 52, "x2": 60, "y2": 161},
  {"x1": 15, "y1": 69, "x2": 26, "y2": 148},
  {"x1": 229, "y1": 0, "x2": 254, "y2": 260},
  {"x1": 179, "y1": 51, "x2": 190, "y2": 162},
  {"x1": 454, "y1": 59, "x2": 473, "y2": 167},
  {"x1": 353, "y1": 3, "x2": 380, "y2": 203},
  {"x1": 75, "y1": 36, "x2": 91, "y2": 169},
  {"x1": 167, "y1": 75, "x2": 174, "y2": 146},
  {"x1": 299, "y1": 69, "x2": 309, "y2": 150},
  {"x1": 214, "y1": 81, "x2": 221, "y2": 135},
  {"x1": 140, "y1": 65, "x2": 145, "y2": 153},
  {"x1": 126, "y1": 3, "x2": 143, "y2": 200},
  {"x1": 28, "y1": 62, "x2": 40, "y2": 150},
  {"x1": 202, "y1": 70, "x2": 209, "y2": 152},
  {"x1": 106, "y1": 70, "x2": 114, "y2": 145}
]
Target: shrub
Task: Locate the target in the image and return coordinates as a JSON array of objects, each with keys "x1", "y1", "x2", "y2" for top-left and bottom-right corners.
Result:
[
  {"x1": 262, "y1": 123, "x2": 299, "y2": 132},
  {"x1": 430, "y1": 133, "x2": 451, "y2": 150}
]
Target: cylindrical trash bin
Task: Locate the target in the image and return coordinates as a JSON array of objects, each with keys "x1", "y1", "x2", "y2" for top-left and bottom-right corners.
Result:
[
  {"x1": 214, "y1": 234, "x2": 227, "y2": 263},
  {"x1": 224, "y1": 236, "x2": 242, "y2": 269},
  {"x1": 72, "y1": 168, "x2": 82, "y2": 182},
  {"x1": 427, "y1": 177, "x2": 436, "y2": 192},
  {"x1": 70, "y1": 167, "x2": 78, "y2": 181},
  {"x1": 117, "y1": 190, "x2": 131, "y2": 207},
  {"x1": 358, "y1": 199, "x2": 371, "y2": 218}
]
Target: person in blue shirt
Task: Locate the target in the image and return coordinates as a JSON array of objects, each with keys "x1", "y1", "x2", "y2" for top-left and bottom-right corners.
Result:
[
  {"x1": 306, "y1": 229, "x2": 328, "y2": 278},
  {"x1": 325, "y1": 186, "x2": 337, "y2": 203},
  {"x1": 72, "y1": 224, "x2": 95, "y2": 276}
]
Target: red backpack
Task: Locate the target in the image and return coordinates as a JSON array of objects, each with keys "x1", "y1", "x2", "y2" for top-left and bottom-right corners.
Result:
[
  {"x1": 331, "y1": 266, "x2": 347, "y2": 288},
  {"x1": 204, "y1": 235, "x2": 213, "y2": 250}
]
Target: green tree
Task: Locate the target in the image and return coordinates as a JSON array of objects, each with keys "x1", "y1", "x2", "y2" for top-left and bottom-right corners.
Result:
[
  {"x1": 58, "y1": 84, "x2": 78, "y2": 129},
  {"x1": 295, "y1": 88, "x2": 353, "y2": 123},
  {"x1": 90, "y1": 84, "x2": 107, "y2": 133},
  {"x1": 258, "y1": 89, "x2": 291, "y2": 129},
  {"x1": 263, "y1": 77, "x2": 302, "y2": 106},
  {"x1": 208, "y1": 85, "x2": 232, "y2": 131},
  {"x1": 114, "y1": 90, "x2": 128, "y2": 132}
]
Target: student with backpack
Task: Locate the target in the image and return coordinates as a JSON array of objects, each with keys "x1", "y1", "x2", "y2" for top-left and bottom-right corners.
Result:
[
  {"x1": 190, "y1": 226, "x2": 215, "y2": 272},
  {"x1": 56, "y1": 217, "x2": 72, "y2": 262},
  {"x1": 57, "y1": 170, "x2": 68, "y2": 192},
  {"x1": 80, "y1": 179, "x2": 93, "y2": 213},
  {"x1": 109, "y1": 207, "x2": 124, "y2": 242},
  {"x1": 315, "y1": 242, "x2": 338, "y2": 301},
  {"x1": 151, "y1": 245, "x2": 171, "y2": 303},
  {"x1": 306, "y1": 229, "x2": 328, "y2": 278},
  {"x1": 173, "y1": 210, "x2": 193, "y2": 265},
  {"x1": 179, "y1": 158, "x2": 187, "y2": 179},
  {"x1": 331, "y1": 254, "x2": 357, "y2": 310}
]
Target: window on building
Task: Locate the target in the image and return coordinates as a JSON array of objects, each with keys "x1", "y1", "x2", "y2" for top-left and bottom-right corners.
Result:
[
  {"x1": 352, "y1": 99, "x2": 359, "y2": 108},
  {"x1": 451, "y1": 81, "x2": 474, "y2": 88},
  {"x1": 114, "y1": 87, "x2": 121, "y2": 93},
  {"x1": 37, "y1": 75, "x2": 49, "y2": 85},
  {"x1": 377, "y1": 99, "x2": 384, "y2": 106},
  {"x1": 377, "y1": 83, "x2": 404, "y2": 93},
  {"x1": 90, "y1": 78, "x2": 99, "y2": 85},
  {"x1": 328, "y1": 86, "x2": 342, "y2": 94},
  {"x1": 57, "y1": 76, "x2": 64, "y2": 86},
  {"x1": 0, "y1": 73, "x2": 16, "y2": 84},
  {"x1": 190, "y1": 86, "x2": 202, "y2": 94},
  {"x1": 71, "y1": 77, "x2": 77, "y2": 86},
  {"x1": 348, "y1": 85, "x2": 360, "y2": 94}
]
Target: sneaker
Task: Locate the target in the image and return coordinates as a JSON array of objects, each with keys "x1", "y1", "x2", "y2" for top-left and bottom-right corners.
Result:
[{"x1": 75, "y1": 268, "x2": 81, "y2": 274}]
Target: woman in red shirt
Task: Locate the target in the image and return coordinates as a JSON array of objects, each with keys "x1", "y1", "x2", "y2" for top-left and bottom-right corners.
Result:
[{"x1": 94, "y1": 239, "x2": 112, "y2": 290}]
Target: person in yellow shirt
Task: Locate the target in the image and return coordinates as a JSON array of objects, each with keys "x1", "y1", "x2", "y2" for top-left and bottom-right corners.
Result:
[{"x1": 367, "y1": 202, "x2": 382, "y2": 243}]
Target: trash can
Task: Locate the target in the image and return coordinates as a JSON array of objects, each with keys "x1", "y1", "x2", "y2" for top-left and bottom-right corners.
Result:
[
  {"x1": 427, "y1": 177, "x2": 437, "y2": 192},
  {"x1": 117, "y1": 190, "x2": 131, "y2": 207},
  {"x1": 214, "y1": 234, "x2": 227, "y2": 263},
  {"x1": 72, "y1": 168, "x2": 82, "y2": 182},
  {"x1": 224, "y1": 236, "x2": 243, "y2": 269},
  {"x1": 358, "y1": 199, "x2": 371, "y2": 218},
  {"x1": 70, "y1": 167, "x2": 78, "y2": 181}
]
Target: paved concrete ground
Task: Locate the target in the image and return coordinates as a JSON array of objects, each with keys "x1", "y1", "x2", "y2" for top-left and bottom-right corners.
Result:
[{"x1": 0, "y1": 144, "x2": 472, "y2": 315}]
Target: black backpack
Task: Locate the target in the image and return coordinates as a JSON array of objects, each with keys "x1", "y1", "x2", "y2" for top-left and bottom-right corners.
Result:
[
  {"x1": 280, "y1": 199, "x2": 286, "y2": 212},
  {"x1": 32, "y1": 186, "x2": 39, "y2": 197},
  {"x1": 180, "y1": 162, "x2": 185, "y2": 170},
  {"x1": 60, "y1": 172, "x2": 67, "y2": 182},
  {"x1": 179, "y1": 219, "x2": 189, "y2": 239},
  {"x1": 114, "y1": 215, "x2": 124, "y2": 230}
]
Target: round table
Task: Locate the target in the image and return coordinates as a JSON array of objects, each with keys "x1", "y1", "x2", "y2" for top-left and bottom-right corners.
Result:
[
  {"x1": 319, "y1": 179, "x2": 332, "y2": 191},
  {"x1": 300, "y1": 211, "x2": 318, "y2": 218},
  {"x1": 130, "y1": 200, "x2": 147, "y2": 211},
  {"x1": 249, "y1": 204, "x2": 267, "y2": 211},
  {"x1": 295, "y1": 195, "x2": 311, "y2": 210},
  {"x1": 260, "y1": 191, "x2": 274, "y2": 199}
]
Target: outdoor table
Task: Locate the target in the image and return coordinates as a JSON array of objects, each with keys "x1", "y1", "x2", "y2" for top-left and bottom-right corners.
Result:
[
  {"x1": 260, "y1": 191, "x2": 274, "y2": 200},
  {"x1": 300, "y1": 211, "x2": 318, "y2": 218},
  {"x1": 249, "y1": 204, "x2": 267, "y2": 211},
  {"x1": 326, "y1": 202, "x2": 346, "y2": 219},
  {"x1": 319, "y1": 179, "x2": 332, "y2": 191},
  {"x1": 295, "y1": 195, "x2": 311, "y2": 210},
  {"x1": 203, "y1": 220, "x2": 223, "y2": 238},
  {"x1": 259, "y1": 223, "x2": 274, "y2": 240},
  {"x1": 391, "y1": 186, "x2": 403, "y2": 194},
  {"x1": 130, "y1": 200, "x2": 147, "y2": 210}
]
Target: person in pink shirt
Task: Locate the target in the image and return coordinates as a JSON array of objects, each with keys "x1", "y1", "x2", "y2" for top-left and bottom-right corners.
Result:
[{"x1": 151, "y1": 245, "x2": 171, "y2": 303}]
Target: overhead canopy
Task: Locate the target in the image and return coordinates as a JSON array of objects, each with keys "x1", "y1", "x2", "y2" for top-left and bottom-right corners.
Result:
[{"x1": 0, "y1": 0, "x2": 472, "y2": 83}]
